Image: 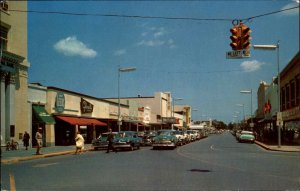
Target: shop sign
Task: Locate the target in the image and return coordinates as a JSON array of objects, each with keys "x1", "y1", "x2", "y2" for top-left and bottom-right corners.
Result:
[
  {"x1": 81, "y1": 98, "x2": 94, "y2": 113},
  {"x1": 162, "y1": 117, "x2": 176, "y2": 124},
  {"x1": 55, "y1": 92, "x2": 65, "y2": 113},
  {"x1": 123, "y1": 116, "x2": 141, "y2": 122},
  {"x1": 282, "y1": 106, "x2": 300, "y2": 121}
]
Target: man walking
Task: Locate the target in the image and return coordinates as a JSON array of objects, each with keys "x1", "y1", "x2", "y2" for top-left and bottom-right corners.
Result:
[
  {"x1": 23, "y1": 131, "x2": 30, "y2": 150},
  {"x1": 106, "y1": 129, "x2": 115, "y2": 153}
]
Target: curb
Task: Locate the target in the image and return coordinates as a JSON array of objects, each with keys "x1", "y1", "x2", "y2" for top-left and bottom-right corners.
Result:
[
  {"x1": 1, "y1": 148, "x2": 94, "y2": 164},
  {"x1": 255, "y1": 141, "x2": 300, "y2": 153}
]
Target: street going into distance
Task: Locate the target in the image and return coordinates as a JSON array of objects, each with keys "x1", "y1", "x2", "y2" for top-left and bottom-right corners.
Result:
[{"x1": 2, "y1": 132, "x2": 300, "y2": 191}]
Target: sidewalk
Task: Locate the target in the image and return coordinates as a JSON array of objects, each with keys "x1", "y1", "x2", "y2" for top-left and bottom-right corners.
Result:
[
  {"x1": 1, "y1": 144, "x2": 93, "y2": 164},
  {"x1": 255, "y1": 141, "x2": 300, "y2": 152}
]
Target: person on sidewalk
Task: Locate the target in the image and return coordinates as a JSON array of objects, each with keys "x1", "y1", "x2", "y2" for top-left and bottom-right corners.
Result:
[
  {"x1": 35, "y1": 128, "x2": 43, "y2": 155},
  {"x1": 106, "y1": 129, "x2": 116, "y2": 153},
  {"x1": 23, "y1": 131, "x2": 30, "y2": 150},
  {"x1": 75, "y1": 131, "x2": 85, "y2": 155}
]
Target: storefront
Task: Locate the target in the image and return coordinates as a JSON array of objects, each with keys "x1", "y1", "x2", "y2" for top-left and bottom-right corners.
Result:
[
  {"x1": 32, "y1": 105, "x2": 55, "y2": 147},
  {"x1": 54, "y1": 115, "x2": 107, "y2": 145},
  {"x1": 280, "y1": 52, "x2": 300, "y2": 145},
  {"x1": 47, "y1": 87, "x2": 111, "y2": 146}
]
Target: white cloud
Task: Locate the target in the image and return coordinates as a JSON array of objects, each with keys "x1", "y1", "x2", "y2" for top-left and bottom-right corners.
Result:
[
  {"x1": 240, "y1": 60, "x2": 265, "y2": 72},
  {"x1": 54, "y1": 36, "x2": 97, "y2": 58},
  {"x1": 137, "y1": 40, "x2": 165, "y2": 47},
  {"x1": 114, "y1": 49, "x2": 126, "y2": 56},
  {"x1": 137, "y1": 26, "x2": 175, "y2": 49},
  {"x1": 280, "y1": 0, "x2": 299, "y2": 16}
]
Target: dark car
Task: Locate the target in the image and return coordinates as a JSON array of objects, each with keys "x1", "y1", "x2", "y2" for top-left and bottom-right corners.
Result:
[
  {"x1": 141, "y1": 131, "x2": 157, "y2": 146},
  {"x1": 112, "y1": 131, "x2": 142, "y2": 151},
  {"x1": 92, "y1": 132, "x2": 117, "y2": 150}
]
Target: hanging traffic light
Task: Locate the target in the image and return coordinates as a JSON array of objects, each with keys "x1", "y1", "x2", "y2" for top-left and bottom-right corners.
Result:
[
  {"x1": 240, "y1": 21, "x2": 251, "y2": 50},
  {"x1": 230, "y1": 26, "x2": 240, "y2": 50}
]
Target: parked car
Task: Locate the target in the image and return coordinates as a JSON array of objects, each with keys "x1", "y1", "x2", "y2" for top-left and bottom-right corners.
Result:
[
  {"x1": 112, "y1": 131, "x2": 142, "y2": 151},
  {"x1": 235, "y1": 130, "x2": 242, "y2": 140},
  {"x1": 174, "y1": 130, "x2": 186, "y2": 146},
  {"x1": 152, "y1": 130, "x2": 178, "y2": 150},
  {"x1": 187, "y1": 130, "x2": 197, "y2": 142},
  {"x1": 182, "y1": 131, "x2": 191, "y2": 143},
  {"x1": 92, "y1": 132, "x2": 117, "y2": 150},
  {"x1": 141, "y1": 131, "x2": 157, "y2": 146},
  {"x1": 238, "y1": 131, "x2": 255, "y2": 143}
]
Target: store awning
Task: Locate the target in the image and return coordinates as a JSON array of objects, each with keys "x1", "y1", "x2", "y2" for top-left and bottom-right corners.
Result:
[
  {"x1": 56, "y1": 116, "x2": 107, "y2": 126},
  {"x1": 32, "y1": 106, "x2": 55, "y2": 124}
]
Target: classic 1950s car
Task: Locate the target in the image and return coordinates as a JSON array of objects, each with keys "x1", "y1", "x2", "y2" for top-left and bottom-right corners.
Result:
[
  {"x1": 152, "y1": 130, "x2": 178, "y2": 150},
  {"x1": 112, "y1": 131, "x2": 142, "y2": 151},
  {"x1": 92, "y1": 132, "x2": 117, "y2": 150}
]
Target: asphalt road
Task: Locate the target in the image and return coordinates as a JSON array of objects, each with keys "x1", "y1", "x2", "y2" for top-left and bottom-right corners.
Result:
[{"x1": 1, "y1": 132, "x2": 300, "y2": 190}]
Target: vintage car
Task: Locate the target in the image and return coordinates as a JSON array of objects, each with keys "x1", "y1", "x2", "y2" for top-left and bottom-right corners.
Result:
[
  {"x1": 112, "y1": 131, "x2": 142, "y2": 151},
  {"x1": 92, "y1": 132, "x2": 117, "y2": 150},
  {"x1": 186, "y1": 130, "x2": 197, "y2": 142},
  {"x1": 238, "y1": 131, "x2": 255, "y2": 143},
  {"x1": 141, "y1": 131, "x2": 157, "y2": 146},
  {"x1": 173, "y1": 130, "x2": 186, "y2": 146},
  {"x1": 152, "y1": 130, "x2": 178, "y2": 149}
]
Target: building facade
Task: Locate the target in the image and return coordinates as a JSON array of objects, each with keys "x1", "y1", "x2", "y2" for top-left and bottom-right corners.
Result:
[
  {"x1": 1, "y1": 1, "x2": 29, "y2": 145},
  {"x1": 255, "y1": 51, "x2": 300, "y2": 144},
  {"x1": 280, "y1": 52, "x2": 300, "y2": 144}
]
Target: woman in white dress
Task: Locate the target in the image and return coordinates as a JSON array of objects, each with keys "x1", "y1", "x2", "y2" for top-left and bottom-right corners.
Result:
[{"x1": 75, "y1": 131, "x2": 85, "y2": 154}]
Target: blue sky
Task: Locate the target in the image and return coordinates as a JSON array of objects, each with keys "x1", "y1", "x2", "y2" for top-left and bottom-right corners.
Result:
[{"x1": 27, "y1": 0, "x2": 299, "y2": 123}]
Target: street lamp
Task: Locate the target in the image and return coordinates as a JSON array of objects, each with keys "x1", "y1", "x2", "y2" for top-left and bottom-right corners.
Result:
[
  {"x1": 240, "y1": 90, "x2": 253, "y2": 130},
  {"x1": 172, "y1": 97, "x2": 183, "y2": 130},
  {"x1": 253, "y1": 41, "x2": 281, "y2": 148},
  {"x1": 118, "y1": 66, "x2": 136, "y2": 132}
]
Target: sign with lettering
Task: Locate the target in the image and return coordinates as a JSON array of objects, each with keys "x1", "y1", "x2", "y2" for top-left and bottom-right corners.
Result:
[
  {"x1": 226, "y1": 49, "x2": 250, "y2": 59},
  {"x1": 81, "y1": 98, "x2": 94, "y2": 113},
  {"x1": 162, "y1": 117, "x2": 176, "y2": 124},
  {"x1": 55, "y1": 92, "x2": 65, "y2": 113}
]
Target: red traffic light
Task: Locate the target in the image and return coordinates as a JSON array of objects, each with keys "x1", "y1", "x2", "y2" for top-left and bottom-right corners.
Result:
[
  {"x1": 230, "y1": 26, "x2": 240, "y2": 50},
  {"x1": 240, "y1": 22, "x2": 251, "y2": 50}
]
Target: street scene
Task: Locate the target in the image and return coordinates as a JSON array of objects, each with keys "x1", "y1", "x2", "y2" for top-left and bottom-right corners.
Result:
[
  {"x1": 1, "y1": 132, "x2": 300, "y2": 190},
  {"x1": 1, "y1": 0, "x2": 300, "y2": 190}
]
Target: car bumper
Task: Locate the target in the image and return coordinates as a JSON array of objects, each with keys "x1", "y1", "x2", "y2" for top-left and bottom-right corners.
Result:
[
  {"x1": 153, "y1": 142, "x2": 176, "y2": 147},
  {"x1": 113, "y1": 143, "x2": 132, "y2": 149}
]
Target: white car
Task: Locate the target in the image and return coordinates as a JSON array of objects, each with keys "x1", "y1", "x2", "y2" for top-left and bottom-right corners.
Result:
[{"x1": 174, "y1": 130, "x2": 185, "y2": 146}]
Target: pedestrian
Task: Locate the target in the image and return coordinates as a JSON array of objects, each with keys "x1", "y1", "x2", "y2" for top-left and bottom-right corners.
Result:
[
  {"x1": 35, "y1": 128, "x2": 43, "y2": 155},
  {"x1": 75, "y1": 131, "x2": 84, "y2": 154},
  {"x1": 23, "y1": 131, "x2": 30, "y2": 150},
  {"x1": 106, "y1": 128, "x2": 115, "y2": 153}
]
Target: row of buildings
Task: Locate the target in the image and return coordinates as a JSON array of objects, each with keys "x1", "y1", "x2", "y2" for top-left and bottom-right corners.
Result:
[
  {"x1": 251, "y1": 51, "x2": 300, "y2": 145},
  {"x1": 0, "y1": 1, "x2": 193, "y2": 147}
]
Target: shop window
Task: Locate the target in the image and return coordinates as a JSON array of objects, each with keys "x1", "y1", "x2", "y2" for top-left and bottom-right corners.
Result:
[
  {"x1": 290, "y1": 80, "x2": 296, "y2": 107},
  {"x1": 296, "y1": 75, "x2": 300, "y2": 105},
  {"x1": 286, "y1": 84, "x2": 290, "y2": 109},
  {"x1": 10, "y1": 125, "x2": 15, "y2": 137},
  {"x1": 281, "y1": 87, "x2": 286, "y2": 110},
  {"x1": 0, "y1": 25, "x2": 8, "y2": 50}
]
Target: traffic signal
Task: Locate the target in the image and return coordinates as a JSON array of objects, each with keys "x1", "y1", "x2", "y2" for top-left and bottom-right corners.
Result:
[
  {"x1": 240, "y1": 22, "x2": 251, "y2": 50},
  {"x1": 230, "y1": 26, "x2": 240, "y2": 50}
]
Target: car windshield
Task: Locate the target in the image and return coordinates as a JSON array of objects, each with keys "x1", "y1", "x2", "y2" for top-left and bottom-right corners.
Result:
[
  {"x1": 157, "y1": 131, "x2": 172, "y2": 136},
  {"x1": 241, "y1": 131, "x2": 254, "y2": 135}
]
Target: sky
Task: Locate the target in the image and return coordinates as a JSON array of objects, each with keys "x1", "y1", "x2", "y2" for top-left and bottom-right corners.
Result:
[{"x1": 27, "y1": 0, "x2": 299, "y2": 124}]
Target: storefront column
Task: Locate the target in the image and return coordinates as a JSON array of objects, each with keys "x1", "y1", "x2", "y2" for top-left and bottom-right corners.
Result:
[
  {"x1": 0, "y1": 73, "x2": 6, "y2": 145},
  {"x1": 45, "y1": 124, "x2": 55, "y2": 146},
  {"x1": 5, "y1": 74, "x2": 16, "y2": 141},
  {"x1": 92, "y1": 124, "x2": 96, "y2": 139}
]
